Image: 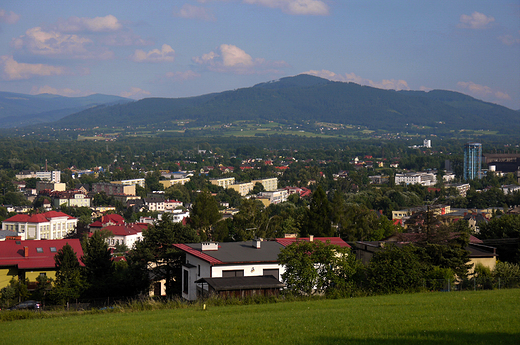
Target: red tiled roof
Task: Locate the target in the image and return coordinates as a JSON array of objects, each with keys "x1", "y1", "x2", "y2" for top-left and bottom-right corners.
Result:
[
  {"x1": 103, "y1": 224, "x2": 142, "y2": 236},
  {"x1": 0, "y1": 239, "x2": 84, "y2": 269},
  {"x1": 173, "y1": 244, "x2": 223, "y2": 264},
  {"x1": 276, "y1": 237, "x2": 351, "y2": 248}
]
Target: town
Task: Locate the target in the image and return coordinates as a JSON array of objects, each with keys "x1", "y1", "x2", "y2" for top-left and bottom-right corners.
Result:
[{"x1": 0, "y1": 137, "x2": 519, "y2": 307}]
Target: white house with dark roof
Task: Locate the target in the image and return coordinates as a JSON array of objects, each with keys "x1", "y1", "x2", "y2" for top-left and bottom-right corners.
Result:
[{"x1": 174, "y1": 237, "x2": 350, "y2": 301}]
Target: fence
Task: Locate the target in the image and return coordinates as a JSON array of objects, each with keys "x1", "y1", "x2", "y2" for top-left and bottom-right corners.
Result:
[{"x1": 423, "y1": 277, "x2": 520, "y2": 292}]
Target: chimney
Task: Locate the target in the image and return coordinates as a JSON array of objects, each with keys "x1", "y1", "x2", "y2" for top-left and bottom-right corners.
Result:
[
  {"x1": 252, "y1": 238, "x2": 262, "y2": 249},
  {"x1": 309, "y1": 235, "x2": 314, "y2": 242},
  {"x1": 201, "y1": 242, "x2": 219, "y2": 251},
  {"x1": 24, "y1": 246, "x2": 29, "y2": 257}
]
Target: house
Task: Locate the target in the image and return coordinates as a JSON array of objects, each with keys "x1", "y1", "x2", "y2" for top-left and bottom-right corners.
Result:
[
  {"x1": 2, "y1": 211, "x2": 78, "y2": 240},
  {"x1": 101, "y1": 223, "x2": 146, "y2": 249},
  {"x1": 174, "y1": 236, "x2": 349, "y2": 300},
  {"x1": 0, "y1": 239, "x2": 83, "y2": 289}
]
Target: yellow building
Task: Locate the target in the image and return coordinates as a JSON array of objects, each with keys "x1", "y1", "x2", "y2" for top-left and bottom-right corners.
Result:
[{"x1": 210, "y1": 177, "x2": 235, "y2": 188}]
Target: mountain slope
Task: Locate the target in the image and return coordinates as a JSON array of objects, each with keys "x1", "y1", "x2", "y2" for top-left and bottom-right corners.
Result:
[
  {"x1": 52, "y1": 75, "x2": 519, "y2": 133},
  {"x1": 0, "y1": 92, "x2": 132, "y2": 127}
]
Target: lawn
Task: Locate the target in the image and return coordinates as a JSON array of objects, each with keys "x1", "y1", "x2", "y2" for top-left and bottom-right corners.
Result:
[{"x1": 1, "y1": 290, "x2": 518, "y2": 344}]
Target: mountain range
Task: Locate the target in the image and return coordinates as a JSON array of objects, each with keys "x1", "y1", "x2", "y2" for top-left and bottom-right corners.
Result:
[
  {"x1": 3, "y1": 75, "x2": 519, "y2": 135},
  {"x1": 0, "y1": 92, "x2": 131, "y2": 128}
]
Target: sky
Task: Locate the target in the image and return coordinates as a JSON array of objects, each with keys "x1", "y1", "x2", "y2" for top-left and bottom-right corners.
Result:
[{"x1": 0, "y1": 0, "x2": 519, "y2": 110}]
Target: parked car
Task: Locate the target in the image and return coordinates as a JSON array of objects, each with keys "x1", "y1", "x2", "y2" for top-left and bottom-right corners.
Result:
[{"x1": 8, "y1": 300, "x2": 41, "y2": 311}]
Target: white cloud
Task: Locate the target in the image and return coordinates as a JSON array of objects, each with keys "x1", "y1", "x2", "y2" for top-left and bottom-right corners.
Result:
[
  {"x1": 165, "y1": 70, "x2": 201, "y2": 81},
  {"x1": 174, "y1": 4, "x2": 216, "y2": 21},
  {"x1": 458, "y1": 12, "x2": 495, "y2": 29},
  {"x1": 193, "y1": 44, "x2": 287, "y2": 74},
  {"x1": 130, "y1": 44, "x2": 175, "y2": 62},
  {"x1": 457, "y1": 81, "x2": 510, "y2": 101},
  {"x1": 30, "y1": 85, "x2": 87, "y2": 97},
  {"x1": 498, "y1": 32, "x2": 520, "y2": 46},
  {"x1": 303, "y1": 69, "x2": 410, "y2": 91},
  {"x1": 54, "y1": 15, "x2": 122, "y2": 32},
  {"x1": 12, "y1": 27, "x2": 114, "y2": 59},
  {"x1": 120, "y1": 87, "x2": 151, "y2": 99},
  {"x1": 0, "y1": 9, "x2": 20, "y2": 24},
  {"x1": 243, "y1": 0, "x2": 329, "y2": 15},
  {"x1": 0, "y1": 55, "x2": 66, "y2": 80}
]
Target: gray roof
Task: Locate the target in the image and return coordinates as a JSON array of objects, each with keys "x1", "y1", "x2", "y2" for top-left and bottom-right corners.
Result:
[
  {"x1": 185, "y1": 241, "x2": 283, "y2": 264},
  {"x1": 195, "y1": 275, "x2": 284, "y2": 291},
  {"x1": 0, "y1": 230, "x2": 17, "y2": 240}
]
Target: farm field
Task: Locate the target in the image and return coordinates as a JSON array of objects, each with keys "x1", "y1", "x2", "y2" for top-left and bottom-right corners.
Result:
[{"x1": 1, "y1": 289, "x2": 519, "y2": 345}]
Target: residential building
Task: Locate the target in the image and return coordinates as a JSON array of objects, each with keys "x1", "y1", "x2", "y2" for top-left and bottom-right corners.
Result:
[
  {"x1": 252, "y1": 178, "x2": 278, "y2": 191},
  {"x1": 144, "y1": 195, "x2": 165, "y2": 212},
  {"x1": 159, "y1": 178, "x2": 190, "y2": 189},
  {"x1": 44, "y1": 190, "x2": 91, "y2": 208},
  {"x1": 92, "y1": 182, "x2": 135, "y2": 196},
  {"x1": 0, "y1": 239, "x2": 83, "y2": 289},
  {"x1": 501, "y1": 185, "x2": 520, "y2": 195},
  {"x1": 209, "y1": 177, "x2": 235, "y2": 189},
  {"x1": 395, "y1": 172, "x2": 437, "y2": 186},
  {"x1": 111, "y1": 178, "x2": 145, "y2": 188},
  {"x1": 256, "y1": 190, "x2": 288, "y2": 205},
  {"x1": 445, "y1": 183, "x2": 471, "y2": 197},
  {"x1": 101, "y1": 223, "x2": 146, "y2": 249},
  {"x1": 368, "y1": 175, "x2": 389, "y2": 184},
  {"x1": 175, "y1": 237, "x2": 350, "y2": 301},
  {"x1": 165, "y1": 199, "x2": 183, "y2": 211},
  {"x1": 464, "y1": 142, "x2": 482, "y2": 180},
  {"x1": 229, "y1": 182, "x2": 254, "y2": 196},
  {"x1": 2, "y1": 211, "x2": 78, "y2": 240},
  {"x1": 36, "y1": 181, "x2": 66, "y2": 193}
]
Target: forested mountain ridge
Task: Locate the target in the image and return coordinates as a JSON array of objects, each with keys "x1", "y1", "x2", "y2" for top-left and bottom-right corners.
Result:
[
  {"x1": 46, "y1": 75, "x2": 520, "y2": 134},
  {"x1": 0, "y1": 92, "x2": 132, "y2": 128}
]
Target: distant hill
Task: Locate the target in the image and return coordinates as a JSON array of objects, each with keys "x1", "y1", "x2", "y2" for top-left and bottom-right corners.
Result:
[
  {"x1": 49, "y1": 75, "x2": 519, "y2": 134},
  {"x1": 0, "y1": 92, "x2": 132, "y2": 128}
]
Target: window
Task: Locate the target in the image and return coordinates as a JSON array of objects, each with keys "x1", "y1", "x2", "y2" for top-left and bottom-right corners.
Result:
[
  {"x1": 263, "y1": 269, "x2": 279, "y2": 279},
  {"x1": 50, "y1": 247, "x2": 56, "y2": 252},
  {"x1": 183, "y1": 270, "x2": 189, "y2": 294},
  {"x1": 36, "y1": 247, "x2": 43, "y2": 253},
  {"x1": 222, "y1": 270, "x2": 244, "y2": 277},
  {"x1": 197, "y1": 265, "x2": 200, "y2": 276}
]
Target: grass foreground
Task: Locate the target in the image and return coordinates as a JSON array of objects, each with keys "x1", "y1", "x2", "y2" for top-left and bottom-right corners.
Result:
[{"x1": 1, "y1": 289, "x2": 519, "y2": 344}]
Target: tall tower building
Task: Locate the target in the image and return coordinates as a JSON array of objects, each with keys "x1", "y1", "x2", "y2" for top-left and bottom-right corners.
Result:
[{"x1": 464, "y1": 142, "x2": 482, "y2": 180}]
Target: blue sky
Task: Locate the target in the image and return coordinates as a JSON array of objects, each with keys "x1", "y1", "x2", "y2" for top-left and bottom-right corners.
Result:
[{"x1": 0, "y1": 0, "x2": 518, "y2": 109}]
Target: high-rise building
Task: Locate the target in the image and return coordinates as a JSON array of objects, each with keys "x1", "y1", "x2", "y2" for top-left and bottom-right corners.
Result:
[{"x1": 464, "y1": 142, "x2": 482, "y2": 180}]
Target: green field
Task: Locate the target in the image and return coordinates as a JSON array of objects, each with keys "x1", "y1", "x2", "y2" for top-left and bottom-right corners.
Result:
[{"x1": 1, "y1": 290, "x2": 519, "y2": 344}]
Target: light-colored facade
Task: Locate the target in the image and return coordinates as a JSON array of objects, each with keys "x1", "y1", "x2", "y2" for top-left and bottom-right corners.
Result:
[
  {"x1": 159, "y1": 178, "x2": 191, "y2": 189},
  {"x1": 2, "y1": 211, "x2": 78, "y2": 240},
  {"x1": 257, "y1": 189, "x2": 288, "y2": 205},
  {"x1": 252, "y1": 178, "x2": 278, "y2": 192},
  {"x1": 111, "y1": 178, "x2": 145, "y2": 189},
  {"x1": 229, "y1": 182, "x2": 254, "y2": 196},
  {"x1": 210, "y1": 177, "x2": 235, "y2": 189},
  {"x1": 395, "y1": 172, "x2": 437, "y2": 186}
]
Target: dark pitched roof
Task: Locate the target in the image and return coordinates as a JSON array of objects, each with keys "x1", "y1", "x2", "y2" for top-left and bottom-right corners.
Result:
[
  {"x1": 276, "y1": 237, "x2": 350, "y2": 248},
  {"x1": 195, "y1": 275, "x2": 284, "y2": 291},
  {"x1": 174, "y1": 241, "x2": 283, "y2": 265}
]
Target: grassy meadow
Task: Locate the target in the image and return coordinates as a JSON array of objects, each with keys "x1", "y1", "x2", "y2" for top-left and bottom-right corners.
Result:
[{"x1": 1, "y1": 289, "x2": 519, "y2": 345}]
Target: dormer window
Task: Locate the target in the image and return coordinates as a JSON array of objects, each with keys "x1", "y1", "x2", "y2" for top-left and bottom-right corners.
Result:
[
  {"x1": 50, "y1": 247, "x2": 57, "y2": 252},
  {"x1": 36, "y1": 247, "x2": 43, "y2": 253}
]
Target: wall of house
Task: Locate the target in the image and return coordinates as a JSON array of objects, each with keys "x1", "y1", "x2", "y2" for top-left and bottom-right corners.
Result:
[
  {"x1": 0, "y1": 267, "x2": 18, "y2": 288},
  {"x1": 24, "y1": 270, "x2": 56, "y2": 282},
  {"x1": 212, "y1": 263, "x2": 284, "y2": 281},
  {"x1": 468, "y1": 257, "x2": 497, "y2": 274}
]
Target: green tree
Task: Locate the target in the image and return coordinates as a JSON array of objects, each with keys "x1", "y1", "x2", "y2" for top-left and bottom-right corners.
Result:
[
  {"x1": 81, "y1": 230, "x2": 114, "y2": 298},
  {"x1": 129, "y1": 213, "x2": 200, "y2": 296},
  {"x1": 190, "y1": 190, "x2": 221, "y2": 240},
  {"x1": 278, "y1": 240, "x2": 361, "y2": 296},
  {"x1": 51, "y1": 244, "x2": 84, "y2": 305},
  {"x1": 366, "y1": 244, "x2": 425, "y2": 294},
  {"x1": 302, "y1": 185, "x2": 332, "y2": 237}
]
